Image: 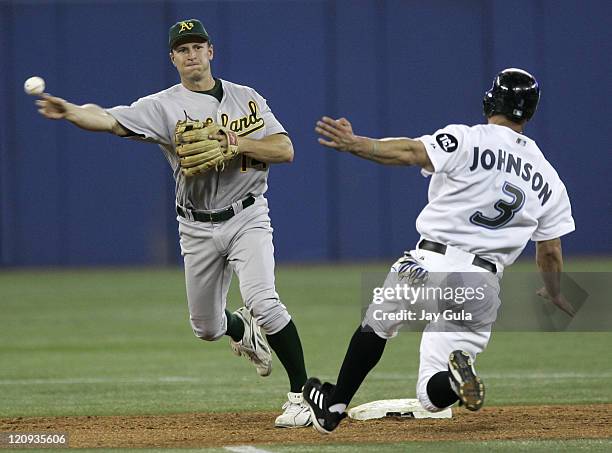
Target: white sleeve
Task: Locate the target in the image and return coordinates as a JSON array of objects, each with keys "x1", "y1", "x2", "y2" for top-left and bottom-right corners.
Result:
[
  {"x1": 253, "y1": 91, "x2": 286, "y2": 137},
  {"x1": 531, "y1": 182, "x2": 576, "y2": 241},
  {"x1": 106, "y1": 98, "x2": 171, "y2": 145},
  {"x1": 416, "y1": 124, "x2": 470, "y2": 176}
]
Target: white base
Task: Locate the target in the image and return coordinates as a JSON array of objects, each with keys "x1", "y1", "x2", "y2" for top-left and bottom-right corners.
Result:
[{"x1": 348, "y1": 398, "x2": 452, "y2": 420}]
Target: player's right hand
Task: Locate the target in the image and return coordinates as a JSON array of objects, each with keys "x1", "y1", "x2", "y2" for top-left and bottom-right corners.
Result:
[
  {"x1": 536, "y1": 287, "x2": 576, "y2": 317},
  {"x1": 36, "y1": 94, "x2": 70, "y2": 120}
]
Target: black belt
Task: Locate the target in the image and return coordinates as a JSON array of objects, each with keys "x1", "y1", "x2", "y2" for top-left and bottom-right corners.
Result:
[
  {"x1": 418, "y1": 239, "x2": 497, "y2": 274},
  {"x1": 176, "y1": 195, "x2": 255, "y2": 222}
]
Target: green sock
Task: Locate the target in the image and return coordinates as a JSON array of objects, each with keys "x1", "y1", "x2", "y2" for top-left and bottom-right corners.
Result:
[
  {"x1": 266, "y1": 320, "x2": 308, "y2": 393},
  {"x1": 225, "y1": 309, "x2": 244, "y2": 342}
]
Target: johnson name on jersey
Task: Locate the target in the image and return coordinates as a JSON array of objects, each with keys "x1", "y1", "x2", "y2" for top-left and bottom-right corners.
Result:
[{"x1": 416, "y1": 124, "x2": 575, "y2": 268}]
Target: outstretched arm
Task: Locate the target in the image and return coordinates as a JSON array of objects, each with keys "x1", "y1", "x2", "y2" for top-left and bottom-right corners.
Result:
[
  {"x1": 36, "y1": 94, "x2": 130, "y2": 136},
  {"x1": 315, "y1": 116, "x2": 433, "y2": 171},
  {"x1": 535, "y1": 238, "x2": 576, "y2": 317}
]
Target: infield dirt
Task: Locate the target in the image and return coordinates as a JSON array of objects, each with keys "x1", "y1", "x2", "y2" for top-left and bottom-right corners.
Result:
[{"x1": 1, "y1": 404, "x2": 611, "y2": 448}]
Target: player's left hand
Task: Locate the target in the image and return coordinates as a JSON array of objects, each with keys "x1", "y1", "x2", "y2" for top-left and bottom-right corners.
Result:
[
  {"x1": 536, "y1": 286, "x2": 576, "y2": 317},
  {"x1": 392, "y1": 254, "x2": 429, "y2": 286},
  {"x1": 174, "y1": 120, "x2": 240, "y2": 176},
  {"x1": 315, "y1": 116, "x2": 358, "y2": 152}
]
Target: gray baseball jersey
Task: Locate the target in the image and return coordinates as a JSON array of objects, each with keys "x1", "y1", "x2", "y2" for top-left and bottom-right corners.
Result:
[
  {"x1": 106, "y1": 79, "x2": 291, "y2": 341},
  {"x1": 107, "y1": 79, "x2": 286, "y2": 210}
]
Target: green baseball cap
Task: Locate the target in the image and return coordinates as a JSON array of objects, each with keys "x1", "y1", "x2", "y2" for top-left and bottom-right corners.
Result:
[{"x1": 168, "y1": 19, "x2": 210, "y2": 49}]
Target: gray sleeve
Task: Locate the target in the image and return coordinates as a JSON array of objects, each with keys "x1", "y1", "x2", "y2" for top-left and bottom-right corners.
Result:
[
  {"x1": 254, "y1": 91, "x2": 286, "y2": 136},
  {"x1": 106, "y1": 98, "x2": 171, "y2": 145}
]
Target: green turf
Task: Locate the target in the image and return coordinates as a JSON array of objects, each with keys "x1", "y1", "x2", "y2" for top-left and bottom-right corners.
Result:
[
  {"x1": 12, "y1": 439, "x2": 612, "y2": 452},
  {"x1": 1, "y1": 259, "x2": 611, "y2": 450},
  {"x1": 270, "y1": 439, "x2": 612, "y2": 452}
]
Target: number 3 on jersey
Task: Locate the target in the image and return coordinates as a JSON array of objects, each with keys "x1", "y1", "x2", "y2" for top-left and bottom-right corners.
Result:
[{"x1": 470, "y1": 181, "x2": 525, "y2": 229}]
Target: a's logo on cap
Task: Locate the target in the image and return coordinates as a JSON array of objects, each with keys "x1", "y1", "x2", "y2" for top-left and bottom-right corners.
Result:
[{"x1": 179, "y1": 21, "x2": 194, "y2": 33}]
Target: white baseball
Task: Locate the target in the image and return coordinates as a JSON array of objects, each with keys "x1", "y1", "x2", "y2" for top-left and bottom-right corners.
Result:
[{"x1": 24, "y1": 76, "x2": 45, "y2": 95}]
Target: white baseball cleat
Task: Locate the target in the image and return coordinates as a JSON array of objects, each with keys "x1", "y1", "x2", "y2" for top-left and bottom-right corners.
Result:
[
  {"x1": 274, "y1": 392, "x2": 313, "y2": 428},
  {"x1": 229, "y1": 307, "x2": 272, "y2": 377}
]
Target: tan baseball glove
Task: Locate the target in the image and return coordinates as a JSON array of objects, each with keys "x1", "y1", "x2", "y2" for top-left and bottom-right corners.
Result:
[{"x1": 174, "y1": 119, "x2": 239, "y2": 176}]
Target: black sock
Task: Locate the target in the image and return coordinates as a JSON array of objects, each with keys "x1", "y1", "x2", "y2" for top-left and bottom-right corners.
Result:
[
  {"x1": 426, "y1": 371, "x2": 459, "y2": 409},
  {"x1": 266, "y1": 320, "x2": 308, "y2": 393},
  {"x1": 225, "y1": 309, "x2": 244, "y2": 342},
  {"x1": 329, "y1": 325, "x2": 387, "y2": 406}
]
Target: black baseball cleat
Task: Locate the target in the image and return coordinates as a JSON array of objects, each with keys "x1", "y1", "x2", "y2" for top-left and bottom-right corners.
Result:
[
  {"x1": 302, "y1": 377, "x2": 347, "y2": 434},
  {"x1": 448, "y1": 350, "x2": 485, "y2": 411}
]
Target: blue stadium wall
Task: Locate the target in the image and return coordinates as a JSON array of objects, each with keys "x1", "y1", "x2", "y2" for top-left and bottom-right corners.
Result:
[{"x1": 0, "y1": 0, "x2": 610, "y2": 266}]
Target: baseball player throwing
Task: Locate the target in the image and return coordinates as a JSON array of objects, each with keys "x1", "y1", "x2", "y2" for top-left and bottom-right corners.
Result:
[
  {"x1": 303, "y1": 68, "x2": 576, "y2": 433},
  {"x1": 36, "y1": 19, "x2": 311, "y2": 428}
]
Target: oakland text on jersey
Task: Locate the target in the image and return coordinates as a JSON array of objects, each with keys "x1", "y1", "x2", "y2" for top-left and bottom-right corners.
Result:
[
  {"x1": 216, "y1": 100, "x2": 265, "y2": 137},
  {"x1": 468, "y1": 146, "x2": 553, "y2": 206}
]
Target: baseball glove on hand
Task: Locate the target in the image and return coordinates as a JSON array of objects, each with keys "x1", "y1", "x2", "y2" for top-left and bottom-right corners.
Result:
[{"x1": 174, "y1": 119, "x2": 239, "y2": 176}]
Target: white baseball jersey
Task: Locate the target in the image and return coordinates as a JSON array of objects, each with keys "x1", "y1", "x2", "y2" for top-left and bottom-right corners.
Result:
[
  {"x1": 416, "y1": 123, "x2": 575, "y2": 268},
  {"x1": 107, "y1": 79, "x2": 286, "y2": 210}
]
